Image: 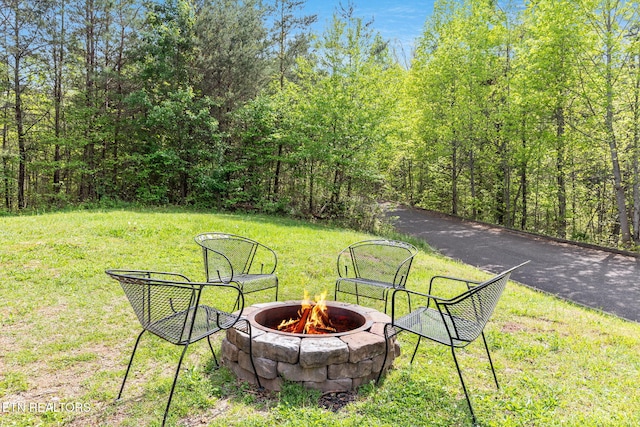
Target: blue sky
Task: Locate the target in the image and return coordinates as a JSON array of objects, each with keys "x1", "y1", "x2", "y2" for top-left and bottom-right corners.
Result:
[{"x1": 303, "y1": 1, "x2": 436, "y2": 53}]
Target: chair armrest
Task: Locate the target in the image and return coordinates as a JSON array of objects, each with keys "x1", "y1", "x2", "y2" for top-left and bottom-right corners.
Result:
[
  {"x1": 147, "y1": 271, "x2": 192, "y2": 282},
  {"x1": 336, "y1": 247, "x2": 355, "y2": 278},
  {"x1": 201, "y1": 247, "x2": 235, "y2": 282},
  {"x1": 392, "y1": 255, "x2": 416, "y2": 287},
  {"x1": 389, "y1": 287, "x2": 448, "y2": 322},
  {"x1": 429, "y1": 275, "x2": 483, "y2": 297},
  {"x1": 200, "y1": 281, "x2": 245, "y2": 323},
  {"x1": 106, "y1": 269, "x2": 192, "y2": 282},
  {"x1": 249, "y1": 243, "x2": 278, "y2": 275}
]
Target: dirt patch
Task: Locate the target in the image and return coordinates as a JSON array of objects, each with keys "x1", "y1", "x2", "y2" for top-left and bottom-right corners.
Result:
[
  {"x1": 1, "y1": 339, "x2": 125, "y2": 405},
  {"x1": 318, "y1": 391, "x2": 357, "y2": 412},
  {"x1": 501, "y1": 322, "x2": 526, "y2": 333},
  {"x1": 178, "y1": 399, "x2": 231, "y2": 426}
]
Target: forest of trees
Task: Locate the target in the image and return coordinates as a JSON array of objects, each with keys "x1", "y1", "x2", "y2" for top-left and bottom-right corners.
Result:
[{"x1": 1, "y1": 0, "x2": 639, "y2": 248}]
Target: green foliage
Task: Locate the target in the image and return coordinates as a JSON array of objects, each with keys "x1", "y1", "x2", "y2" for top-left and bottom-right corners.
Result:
[
  {"x1": 3, "y1": 0, "x2": 640, "y2": 247},
  {"x1": 273, "y1": 8, "x2": 403, "y2": 220},
  {"x1": 194, "y1": 0, "x2": 271, "y2": 128}
]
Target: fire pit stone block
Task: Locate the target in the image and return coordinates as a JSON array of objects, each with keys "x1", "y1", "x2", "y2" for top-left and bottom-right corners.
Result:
[
  {"x1": 328, "y1": 359, "x2": 373, "y2": 379},
  {"x1": 221, "y1": 338, "x2": 239, "y2": 363},
  {"x1": 340, "y1": 331, "x2": 386, "y2": 364},
  {"x1": 305, "y1": 378, "x2": 353, "y2": 393},
  {"x1": 227, "y1": 326, "x2": 265, "y2": 354},
  {"x1": 366, "y1": 310, "x2": 393, "y2": 323},
  {"x1": 253, "y1": 333, "x2": 301, "y2": 364},
  {"x1": 238, "y1": 351, "x2": 278, "y2": 379},
  {"x1": 278, "y1": 362, "x2": 327, "y2": 382},
  {"x1": 299, "y1": 337, "x2": 349, "y2": 368}
]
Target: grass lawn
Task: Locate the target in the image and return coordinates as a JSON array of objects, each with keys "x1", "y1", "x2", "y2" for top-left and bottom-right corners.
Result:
[{"x1": 1, "y1": 208, "x2": 639, "y2": 426}]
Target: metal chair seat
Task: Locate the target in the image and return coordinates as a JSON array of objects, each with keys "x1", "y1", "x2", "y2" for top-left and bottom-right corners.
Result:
[
  {"x1": 217, "y1": 273, "x2": 277, "y2": 294},
  {"x1": 392, "y1": 307, "x2": 482, "y2": 347},
  {"x1": 147, "y1": 305, "x2": 238, "y2": 345},
  {"x1": 335, "y1": 277, "x2": 398, "y2": 300}
]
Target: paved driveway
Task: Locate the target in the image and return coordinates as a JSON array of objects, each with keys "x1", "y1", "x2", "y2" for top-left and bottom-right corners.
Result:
[{"x1": 386, "y1": 205, "x2": 640, "y2": 323}]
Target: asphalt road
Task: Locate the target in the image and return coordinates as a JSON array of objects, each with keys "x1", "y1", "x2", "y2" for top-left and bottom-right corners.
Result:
[{"x1": 385, "y1": 205, "x2": 640, "y2": 323}]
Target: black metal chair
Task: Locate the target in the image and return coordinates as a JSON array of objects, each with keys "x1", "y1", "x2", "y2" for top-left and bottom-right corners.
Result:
[
  {"x1": 334, "y1": 239, "x2": 418, "y2": 313},
  {"x1": 194, "y1": 233, "x2": 278, "y2": 307},
  {"x1": 377, "y1": 261, "x2": 529, "y2": 425},
  {"x1": 106, "y1": 269, "x2": 261, "y2": 427}
]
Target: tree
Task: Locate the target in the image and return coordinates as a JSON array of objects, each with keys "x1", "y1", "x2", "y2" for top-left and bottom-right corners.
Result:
[
  {"x1": 123, "y1": 0, "x2": 219, "y2": 204},
  {"x1": 627, "y1": 23, "x2": 640, "y2": 240},
  {"x1": 0, "y1": 0, "x2": 50, "y2": 209},
  {"x1": 517, "y1": 0, "x2": 583, "y2": 237},
  {"x1": 286, "y1": 2, "x2": 402, "y2": 220},
  {"x1": 575, "y1": 0, "x2": 639, "y2": 245},
  {"x1": 411, "y1": 0, "x2": 510, "y2": 220},
  {"x1": 194, "y1": 0, "x2": 271, "y2": 132},
  {"x1": 269, "y1": 0, "x2": 316, "y2": 197}
]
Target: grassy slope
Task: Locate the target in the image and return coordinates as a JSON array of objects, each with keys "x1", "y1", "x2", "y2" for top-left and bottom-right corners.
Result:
[{"x1": 0, "y1": 209, "x2": 638, "y2": 427}]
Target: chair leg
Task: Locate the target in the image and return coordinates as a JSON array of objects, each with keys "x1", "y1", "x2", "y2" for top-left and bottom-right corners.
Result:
[
  {"x1": 117, "y1": 330, "x2": 146, "y2": 400},
  {"x1": 243, "y1": 319, "x2": 262, "y2": 389},
  {"x1": 481, "y1": 332, "x2": 499, "y2": 389},
  {"x1": 207, "y1": 335, "x2": 219, "y2": 368},
  {"x1": 410, "y1": 336, "x2": 422, "y2": 364},
  {"x1": 376, "y1": 323, "x2": 395, "y2": 384},
  {"x1": 163, "y1": 344, "x2": 190, "y2": 427},
  {"x1": 450, "y1": 346, "x2": 477, "y2": 425},
  {"x1": 233, "y1": 287, "x2": 243, "y2": 312}
]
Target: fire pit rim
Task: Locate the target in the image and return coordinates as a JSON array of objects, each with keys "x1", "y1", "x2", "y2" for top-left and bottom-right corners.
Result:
[{"x1": 246, "y1": 300, "x2": 374, "y2": 338}]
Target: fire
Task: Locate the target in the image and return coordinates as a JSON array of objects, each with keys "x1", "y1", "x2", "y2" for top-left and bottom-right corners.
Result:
[{"x1": 277, "y1": 290, "x2": 337, "y2": 334}]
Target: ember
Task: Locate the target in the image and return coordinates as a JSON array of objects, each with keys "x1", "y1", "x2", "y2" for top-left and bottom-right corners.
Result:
[{"x1": 277, "y1": 291, "x2": 337, "y2": 334}]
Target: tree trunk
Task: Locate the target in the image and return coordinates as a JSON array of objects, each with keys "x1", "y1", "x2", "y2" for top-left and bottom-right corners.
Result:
[
  {"x1": 53, "y1": 3, "x2": 65, "y2": 195},
  {"x1": 308, "y1": 161, "x2": 314, "y2": 213},
  {"x1": 555, "y1": 106, "x2": 567, "y2": 238},
  {"x1": 274, "y1": 143, "x2": 283, "y2": 196},
  {"x1": 80, "y1": 0, "x2": 96, "y2": 202},
  {"x1": 469, "y1": 149, "x2": 476, "y2": 218},
  {"x1": 451, "y1": 138, "x2": 458, "y2": 216},
  {"x1": 2, "y1": 100, "x2": 9, "y2": 209},
  {"x1": 632, "y1": 53, "x2": 640, "y2": 242},
  {"x1": 13, "y1": 13, "x2": 26, "y2": 209},
  {"x1": 520, "y1": 123, "x2": 528, "y2": 230},
  {"x1": 603, "y1": 16, "x2": 631, "y2": 244}
]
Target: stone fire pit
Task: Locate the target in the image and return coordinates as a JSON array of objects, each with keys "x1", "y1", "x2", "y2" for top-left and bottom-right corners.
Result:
[{"x1": 221, "y1": 301, "x2": 399, "y2": 392}]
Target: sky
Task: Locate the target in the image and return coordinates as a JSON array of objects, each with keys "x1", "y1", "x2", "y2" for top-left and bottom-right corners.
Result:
[{"x1": 303, "y1": 1, "x2": 437, "y2": 56}]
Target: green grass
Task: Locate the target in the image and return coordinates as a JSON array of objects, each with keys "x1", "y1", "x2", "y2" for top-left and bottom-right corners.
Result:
[{"x1": 0, "y1": 208, "x2": 639, "y2": 426}]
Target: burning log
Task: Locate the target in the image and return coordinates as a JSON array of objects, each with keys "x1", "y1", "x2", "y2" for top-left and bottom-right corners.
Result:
[
  {"x1": 277, "y1": 291, "x2": 337, "y2": 335},
  {"x1": 291, "y1": 306, "x2": 311, "y2": 334}
]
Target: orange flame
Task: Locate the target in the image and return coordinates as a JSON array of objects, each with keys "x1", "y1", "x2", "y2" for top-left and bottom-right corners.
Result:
[{"x1": 277, "y1": 290, "x2": 337, "y2": 334}]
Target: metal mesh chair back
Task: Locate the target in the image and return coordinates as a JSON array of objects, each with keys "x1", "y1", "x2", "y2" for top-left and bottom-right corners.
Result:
[
  {"x1": 117, "y1": 273, "x2": 198, "y2": 344},
  {"x1": 436, "y1": 271, "x2": 511, "y2": 343},
  {"x1": 335, "y1": 239, "x2": 418, "y2": 312},
  {"x1": 194, "y1": 232, "x2": 279, "y2": 302},
  {"x1": 195, "y1": 233, "x2": 257, "y2": 280},
  {"x1": 342, "y1": 240, "x2": 417, "y2": 286},
  {"x1": 108, "y1": 270, "x2": 242, "y2": 345}
]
